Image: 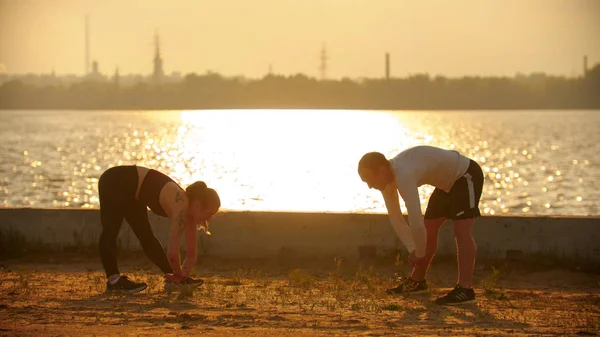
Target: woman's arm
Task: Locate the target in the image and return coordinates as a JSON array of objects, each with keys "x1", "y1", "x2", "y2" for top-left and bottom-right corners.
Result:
[
  {"x1": 166, "y1": 191, "x2": 188, "y2": 276},
  {"x1": 181, "y1": 221, "x2": 198, "y2": 277}
]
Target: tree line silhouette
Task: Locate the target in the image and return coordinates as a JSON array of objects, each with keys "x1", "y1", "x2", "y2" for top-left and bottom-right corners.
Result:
[{"x1": 1, "y1": 64, "x2": 598, "y2": 110}]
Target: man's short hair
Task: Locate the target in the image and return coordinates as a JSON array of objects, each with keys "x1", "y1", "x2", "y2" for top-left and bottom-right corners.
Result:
[{"x1": 358, "y1": 152, "x2": 389, "y2": 172}]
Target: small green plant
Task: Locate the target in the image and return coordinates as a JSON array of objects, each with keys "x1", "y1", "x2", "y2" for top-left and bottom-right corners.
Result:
[
  {"x1": 354, "y1": 264, "x2": 383, "y2": 293},
  {"x1": 246, "y1": 268, "x2": 263, "y2": 280},
  {"x1": 145, "y1": 275, "x2": 161, "y2": 294},
  {"x1": 481, "y1": 267, "x2": 514, "y2": 306},
  {"x1": 395, "y1": 252, "x2": 403, "y2": 268},
  {"x1": 223, "y1": 269, "x2": 244, "y2": 286},
  {"x1": 382, "y1": 304, "x2": 402, "y2": 311},
  {"x1": 273, "y1": 284, "x2": 291, "y2": 306},
  {"x1": 154, "y1": 293, "x2": 174, "y2": 306},
  {"x1": 354, "y1": 264, "x2": 374, "y2": 282},
  {"x1": 10, "y1": 269, "x2": 33, "y2": 294},
  {"x1": 288, "y1": 269, "x2": 314, "y2": 288},
  {"x1": 481, "y1": 267, "x2": 500, "y2": 294},
  {"x1": 92, "y1": 274, "x2": 105, "y2": 293},
  {"x1": 200, "y1": 277, "x2": 215, "y2": 297},
  {"x1": 176, "y1": 285, "x2": 195, "y2": 300}
]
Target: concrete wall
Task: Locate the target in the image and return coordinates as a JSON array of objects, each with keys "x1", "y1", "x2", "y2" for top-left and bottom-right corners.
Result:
[{"x1": 1, "y1": 208, "x2": 599, "y2": 261}]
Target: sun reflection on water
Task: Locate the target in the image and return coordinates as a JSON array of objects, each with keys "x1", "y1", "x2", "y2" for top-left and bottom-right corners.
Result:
[
  {"x1": 0, "y1": 109, "x2": 598, "y2": 216},
  {"x1": 172, "y1": 109, "x2": 429, "y2": 212}
]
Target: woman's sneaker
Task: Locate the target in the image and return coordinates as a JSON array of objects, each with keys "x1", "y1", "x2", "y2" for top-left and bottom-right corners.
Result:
[
  {"x1": 181, "y1": 277, "x2": 204, "y2": 288},
  {"x1": 165, "y1": 277, "x2": 205, "y2": 291},
  {"x1": 106, "y1": 275, "x2": 147, "y2": 294},
  {"x1": 434, "y1": 285, "x2": 476, "y2": 305},
  {"x1": 386, "y1": 277, "x2": 428, "y2": 294}
]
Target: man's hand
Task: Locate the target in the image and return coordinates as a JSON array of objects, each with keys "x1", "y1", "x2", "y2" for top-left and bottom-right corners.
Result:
[{"x1": 408, "y1": 250, "x2": 428, "y2": 268}]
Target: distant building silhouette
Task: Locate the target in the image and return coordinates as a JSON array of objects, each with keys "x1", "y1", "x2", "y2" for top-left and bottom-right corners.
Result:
[
  {"x1": 583, "y1": 55, "x2": 588, "y2": 78},
  {"x1": 171, "y1": 71, "x2": 182, "y2": 81},
  {"x1": 92, "y1": 61, "x2": 99, "y2": 75},
  {"x1": 153, "y1": 32, "x2": 165, "y2": 83},
  {"x1": 113, "y1": 67, "x2": 120, "y2": 86},
  {"x1": 83, "y1": 59, "x2": 105, "y2": 82}
]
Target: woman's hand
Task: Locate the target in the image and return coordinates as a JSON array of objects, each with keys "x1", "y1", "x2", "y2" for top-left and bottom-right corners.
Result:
[
  {"x1": 164, "y1": 271, "x2": 187, "y2": 284},
  {"x1": 181, "y1": 218, "x2": 198, "y2": 277},
  {"x1": 167, "y1": 199, "x2": 189, "y2": 275}
]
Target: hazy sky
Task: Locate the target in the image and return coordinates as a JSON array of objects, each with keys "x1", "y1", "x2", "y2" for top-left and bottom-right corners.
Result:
[{"x1": 0, "y1": 0, "x2": 599, "y2": 78}]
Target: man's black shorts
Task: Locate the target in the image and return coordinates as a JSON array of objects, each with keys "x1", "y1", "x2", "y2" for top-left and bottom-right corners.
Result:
[{"x1": 424, "y1": 160, "x2": 484, "y2": 220}]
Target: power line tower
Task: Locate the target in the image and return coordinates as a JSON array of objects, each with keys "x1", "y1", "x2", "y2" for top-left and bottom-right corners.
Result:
[
  {"x1": 319, "y1": 43, "x2": 328, "y2": 80},
  {"x1": 85, "y1": 14, "x2": 90, "y2": 75},
  {"x1": 385, "y1": 52, "x2": 390, "y2": 80}
]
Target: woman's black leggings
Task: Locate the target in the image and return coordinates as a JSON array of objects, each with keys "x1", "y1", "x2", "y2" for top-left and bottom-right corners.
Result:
[{"x1": 98, "y1": 165, "x2": 173, "y2": 277}]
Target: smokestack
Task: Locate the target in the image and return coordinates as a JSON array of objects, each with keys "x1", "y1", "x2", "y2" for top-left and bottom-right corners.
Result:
[
  {"x1": 385, "y1": 52, "x2": 390, "y2": 80},
  {"x1": 85, "y1": 15, "x2": 90, "y2": 75},
  {"x1": 583, "y1": 55, "x2": 588, "y2": 78}
]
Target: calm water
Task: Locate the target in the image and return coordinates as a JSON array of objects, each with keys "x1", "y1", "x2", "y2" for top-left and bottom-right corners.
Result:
[{"x1": 0, "y1": 109, "x2": 598, "y2": 216}]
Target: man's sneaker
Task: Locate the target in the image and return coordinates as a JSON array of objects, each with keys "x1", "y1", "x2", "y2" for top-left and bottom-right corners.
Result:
[
  {"x1": 434, "y1": 285, "x2": 476, "y2": 305},
  {"x1": 106, "y1": 275, "x2": 147, "y2": 294},
  {"x1": 386, "y1": 277, "x2": 428, "y2": 294}
]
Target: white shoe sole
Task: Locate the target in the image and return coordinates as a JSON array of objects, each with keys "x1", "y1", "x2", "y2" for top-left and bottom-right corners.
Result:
[
  {"x1": 125, "y1": 284, "x2": 148, "y2": 294},
  {"x1": 438, "y1": 299, "x2": 477, "y2": 306},
  {"x1": 387, "y1": 288, "x2": 429, "y2": 295},
  {"x1": 106, "y1": 284, "x2": 147, "y2": 294},
  {"x1": 164, "y1": 283, "x2": 203, "y2": 292}
]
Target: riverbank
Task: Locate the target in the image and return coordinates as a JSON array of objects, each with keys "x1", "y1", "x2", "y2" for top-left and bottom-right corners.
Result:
[
  {"x1": 0, "y1": 257, "x2": 598, "y2": 336},
  {"x1": 1, "y1": 209, "x2": 599, "y2": 264}
]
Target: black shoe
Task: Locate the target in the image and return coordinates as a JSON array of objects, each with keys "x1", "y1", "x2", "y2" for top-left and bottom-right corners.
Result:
[
  {"x1": 181, "y1": 277, "x2": 204, "y2": 288},
  {"x1": 165, "y1": 277, "x2": 205, "y2": 290},
  {"x1": 386, "y1": 277, "x2": 428, "y2": 294},
  {"x1": 106, "y1": 275, "x2": 147, "y2": 294},
  {"x1": 434, "y1": 285, "x2": 476, "y2": 305}
]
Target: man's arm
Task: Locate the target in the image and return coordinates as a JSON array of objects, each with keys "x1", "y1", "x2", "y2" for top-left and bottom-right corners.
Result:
[
  {"x1": 396, "y1": 179, "x2": 427, "y2": 258},
  {"x1": 382, "y1": 183, "x2": 416, "y2": 253}
]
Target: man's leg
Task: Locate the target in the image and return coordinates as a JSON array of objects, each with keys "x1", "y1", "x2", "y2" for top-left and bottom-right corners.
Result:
[
  {"x1": 453, "y1": 218, "x2": 477, "y2": 288},
  {"x1": 410, "y1": 217, "x2": 447, "y2": 281},
  {"x1": 434, "y1": 160, "x2": 482, "y2": 305}
]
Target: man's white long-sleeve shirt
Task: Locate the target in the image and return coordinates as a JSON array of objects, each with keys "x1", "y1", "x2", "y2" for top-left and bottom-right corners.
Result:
[{"x1": 383, "y1": 145, "x2": 470, "y2": 257}]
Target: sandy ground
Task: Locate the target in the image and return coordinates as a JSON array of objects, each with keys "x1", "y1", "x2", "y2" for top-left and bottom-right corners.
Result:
[{"x1": 0, "y1": 256, "x2": 599, "y2": 337}]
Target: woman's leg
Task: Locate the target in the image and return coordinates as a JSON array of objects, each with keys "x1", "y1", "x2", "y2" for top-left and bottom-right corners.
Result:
[
  {"x1": 125, "y1": 201, "x2": 173, "y2": 274},
  {"x1": 99, "y1": 200, "x2": 124, "y2": 279},
  {"x1": 98, "y1": 165, "x2": 138, "y2": 280}
]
